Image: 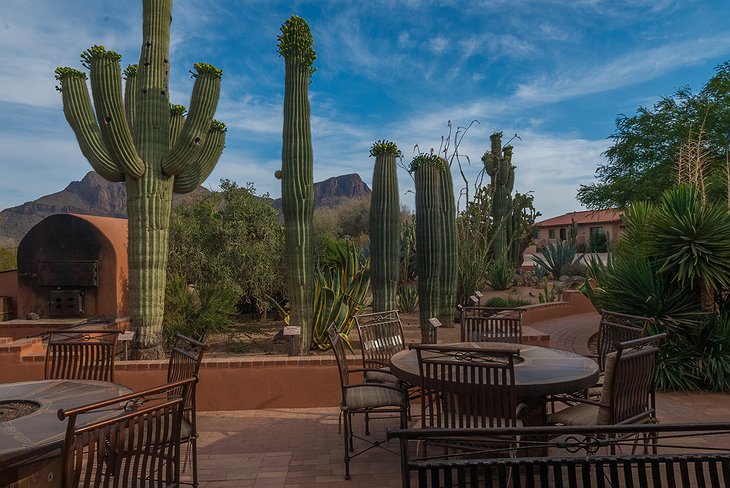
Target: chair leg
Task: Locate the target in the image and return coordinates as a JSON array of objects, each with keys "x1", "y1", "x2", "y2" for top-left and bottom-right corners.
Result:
[
  {"x1": 364, "y1": 412, "x2": 370, "y2": 436},
  {"x1": 343, "y1": 410, "x2": 351, "y2": 480},
  {"x1": 191, "y1": 436, "x2": 199, "y2": 488}
]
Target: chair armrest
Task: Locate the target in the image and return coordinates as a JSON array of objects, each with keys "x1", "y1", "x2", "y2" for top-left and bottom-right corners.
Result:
[
  {"x1": 348, "y1": 367, "x2": 393, "y2": 374},
  {"x1": 343, "y1": 383, "x2": 405, "y2": 394}
]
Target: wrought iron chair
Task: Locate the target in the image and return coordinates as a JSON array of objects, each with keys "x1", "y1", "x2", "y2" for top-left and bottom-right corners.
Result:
[
  {"x1": 45, "y1": 329, "x2": 121, "y2": 382},
  {"x1": 326, "y1": 323, "x2": 407, "y2": 480},
  {"x1": 411, "y1": 343, "x2": 524, "y2": 458},
  {"x1": 58, "y1": 377, "x2": 195, "y2": 488},
  {"x1": 588, "y1": 310, "x2": 655, "y2": 398},
  {"x1": 168, "y1": 333, "x2": 209, "y2": 488},
  {"x1": 458, "y1": 306, "x2": 524, "y2": 344},
  {"x1": 547, "y1": 333, "x2": 667, "y2": 452},
  {"x1": 354, "y1": 310, "x2": 406, "y2": 384}
]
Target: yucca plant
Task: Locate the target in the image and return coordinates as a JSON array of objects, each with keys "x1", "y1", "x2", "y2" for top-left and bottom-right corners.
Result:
[
  {"x1": 652, "y1": 184, "x2": 730, "y2": 310},
  {"x1": 532, "y1": 240, "x2": 576, "y2": 279}
]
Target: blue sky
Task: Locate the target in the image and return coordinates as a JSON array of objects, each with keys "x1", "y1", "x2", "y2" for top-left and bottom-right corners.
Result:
[{"x1": 1, "y1": 0, "x2": 729, "y2": 220}]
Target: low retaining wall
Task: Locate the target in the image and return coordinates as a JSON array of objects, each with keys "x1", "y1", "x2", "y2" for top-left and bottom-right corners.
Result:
[
  {"x1": 0, "y1": 290, "x2": 597, "y2": 411},
  {"x1": 522, "y1": 290, "x2": 596, "y2": 325}
]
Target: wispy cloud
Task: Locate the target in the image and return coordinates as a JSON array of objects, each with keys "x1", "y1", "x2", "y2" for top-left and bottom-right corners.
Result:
[{"x1": 515, "y1": 34, "x2": 730, "y2": 103}]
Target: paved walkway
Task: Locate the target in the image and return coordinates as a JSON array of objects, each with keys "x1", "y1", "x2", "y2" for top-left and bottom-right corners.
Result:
[{"x1": 186, "y1": 312, "x2": 730, "y2": 487}]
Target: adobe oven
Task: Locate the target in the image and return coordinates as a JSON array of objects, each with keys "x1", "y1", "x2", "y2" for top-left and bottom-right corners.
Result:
[{"x1": 16, "y1": 214, "x2": 128, "y2": 319}]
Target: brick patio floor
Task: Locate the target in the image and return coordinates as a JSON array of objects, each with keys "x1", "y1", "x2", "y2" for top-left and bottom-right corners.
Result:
[{"x1": 186, "y1": 312, "x2": 730, "y2": 487}]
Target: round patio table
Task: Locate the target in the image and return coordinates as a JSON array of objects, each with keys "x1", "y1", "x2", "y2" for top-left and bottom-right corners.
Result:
[
  {"x1": 390, "y1": 342, "x2": 599, "y2": 426},
  {"x1": 0, "y1": 379, "x2": 131, "y2": 486}
]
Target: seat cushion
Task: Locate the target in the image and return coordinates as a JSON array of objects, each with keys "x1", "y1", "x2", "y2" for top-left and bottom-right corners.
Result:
[
  {"x1": 345, "y1": 384, "x2": 405, "y2": 410},
  {"x1": 365, "y1": 369, "x2": 400, "y2": 384},
  {"x1": 547, "y1": 403, "x2": 599, "y2": 426}
]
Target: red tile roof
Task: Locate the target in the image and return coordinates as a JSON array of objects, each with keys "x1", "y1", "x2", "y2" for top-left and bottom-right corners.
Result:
[{"x1": 537, "y1": 209, "x2": 623, "y2": 227}]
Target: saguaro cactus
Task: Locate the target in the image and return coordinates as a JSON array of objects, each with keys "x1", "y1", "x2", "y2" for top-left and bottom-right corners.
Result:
[
  {"x1": 482, "y1": 132, "x2": 515, "y2": 261},
  {"x1": 438, "y1": 162, "x2": 458, "y2": 326},
  {"x1": 55, "y1": 0, "x2": 224, "y2": 358},
  {"x1": 369, "y1": 141, "x2": 401, "y2": 312},
  {"x1": 411, "y1": 154, "x2": 445, "y2": 344},
  {"x1": 277, "y1": 15, "x2": 316, "y2": 354}
]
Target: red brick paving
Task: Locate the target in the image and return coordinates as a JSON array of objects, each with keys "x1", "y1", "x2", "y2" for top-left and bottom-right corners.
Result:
[{"x1": 186, "y1": 312, "x2": 730, "y2": 487}]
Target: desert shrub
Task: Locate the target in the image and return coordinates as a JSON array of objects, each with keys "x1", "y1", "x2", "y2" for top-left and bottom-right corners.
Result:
[
  {"x1": 559, "y1": 261, "x2": 588, "y2": 277},
  {"x1": 163, "y1": 273, "x2": 238, "y2": 344},
  {"x1": 313, "y1": 206, "x2": 343, "y2": 264},
  {"x1": 487, "y1": 257, "x2": 513, "y2": 290},
  {"x1": 456, "y1": 186, "x2": 494, "y2": 305},
  {"x1": 167, "y1": 180, "x2": 285, "y2": 315},
  {"x1": 333, "y1": 196, "x2": 371, "y2": 237},
  {"x1": 0, "y1": 248, "x2": 16, "y2": 272},
  {"x1": 589, "y1": 231, "x2": 608, "y2": 252},
  {"x1": 576, "y1": 242, "x2": 588, "y2": 253},
  {"x1": 484, "y1": 296, "x2": 531, "y2": 308}
]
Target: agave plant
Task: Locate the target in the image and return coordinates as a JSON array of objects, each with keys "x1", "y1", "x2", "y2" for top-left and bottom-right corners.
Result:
[
  {"x1": 486, "y1": 257, "x2": 513, "y2": 291},
  {"x1": 271, "y1": 242, "x2": 370, "y2": 351},
  {"x1": 397, "y1": 284, "x2": 419, "y2": 313},
  {"x1": 532, "y1": 240, "x2": 576, "y2": 279}
]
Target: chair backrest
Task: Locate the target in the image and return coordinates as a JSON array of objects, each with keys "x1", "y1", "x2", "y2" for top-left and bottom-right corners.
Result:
[
  {"x1": 413, "y1": 344, "x2": 520, "y2": 429},
  {"x1": 45, "y1": 329, "x2": 120, "y2": 382},
  {"x1": 168, "y1": 333, "x2": 208, "y2": 421},
  {"x1": 354, "y1": 310, "x2": 405, "y2": 369},
  {"x1": 327, "y1": 323, "x2": 352, "y2": 394},
  {"x1": 59, "y1": 378, "x2": 194, "y2": 488},
  {"x1": 598, "y1": 333, "x2": 666, "y2": 425},
  {"x1": 596, "y1": 310, "x2": 655, "y2": 371},
  {"x1": 459, "y1": 307, "x2": 523, "y2": 344}
]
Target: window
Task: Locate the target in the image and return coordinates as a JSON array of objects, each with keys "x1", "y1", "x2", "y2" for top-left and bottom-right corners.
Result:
[
  {"x1": 590, "y1": 226, "x2": 604, "y2": 236},
  {"x1": 548, "y1": 229, "x2": 556, "y2": 239}
]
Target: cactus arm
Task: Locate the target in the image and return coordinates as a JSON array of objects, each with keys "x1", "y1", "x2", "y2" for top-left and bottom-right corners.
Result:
[
  {"x1": 369, "y1": 141, "x2": 401, "y2": 312},
  {"x1": 123, "y1": 64, "x2": 138, "y2": 135},
  {"x1": 173, "y1": 120, "x2": 226, "y2": 194},
  {"x1": 169, "y1": 104, "x2": 186, "y2": 147},
  {"x1": 162, "y1": 64, "x2": 221, "y2": 176},
  {"x1": 54, "y1": 68, "x2": 124, "y2": 182},
  {"x1": 84, "y1": 46, "x2": 146, "y2": 178}
]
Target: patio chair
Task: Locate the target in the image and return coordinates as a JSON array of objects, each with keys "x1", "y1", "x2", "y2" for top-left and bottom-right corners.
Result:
[
  {"x1": 458, "y1": 306, "x2": 524, "y2": 344},
  {"x1": 411, "y1": 343, "x2": 524, "y2": 458},
  {"x1": 547, "y1": 333, "x2": 667, "y2": 452},
  {"x1": 354, "y1": 310, "x2": 405, "y2": 385},
  {"x1": 58, "y1": 377, "x2": 195, "y2": 488},
  {"x1": 45, "y1": 329, "x2": 121, "y2": 382},
  {"x1": 588, "y1": 310, "x2": 655, "y2": 398},
  {"x1": 168, "y1": 333, "x2": 209, "y2": 488},
  {"x1": 326, "y1": 323, "x2": 408, "y2": 480}
]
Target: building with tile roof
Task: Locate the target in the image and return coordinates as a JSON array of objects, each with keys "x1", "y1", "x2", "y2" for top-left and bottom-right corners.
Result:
[{"x1": 535, "y1": 209, "x2": 624, "y2": 249}]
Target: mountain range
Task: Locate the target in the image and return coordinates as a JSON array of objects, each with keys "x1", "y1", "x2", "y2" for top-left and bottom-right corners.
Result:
[{"x1": 0, "y1": 171, "x2": 371, "y2": 248}]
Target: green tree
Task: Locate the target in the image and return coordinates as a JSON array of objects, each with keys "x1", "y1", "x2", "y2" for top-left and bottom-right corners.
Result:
[
  {"x1": 578, "y1": 62, "x2": 730, "y2": 209},
  {"x1": 167, "y1": 180, "x2": 285, "y2": 315}
]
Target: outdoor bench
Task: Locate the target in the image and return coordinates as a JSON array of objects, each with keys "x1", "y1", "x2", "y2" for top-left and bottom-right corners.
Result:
[{"x1": 388, "y1": 422, "x2": 730, "y2": 488}]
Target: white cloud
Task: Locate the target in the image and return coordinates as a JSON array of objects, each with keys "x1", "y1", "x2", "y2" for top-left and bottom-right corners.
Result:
[{"x1": 515, "y1": 34, "x2": 730, "y2": 103}]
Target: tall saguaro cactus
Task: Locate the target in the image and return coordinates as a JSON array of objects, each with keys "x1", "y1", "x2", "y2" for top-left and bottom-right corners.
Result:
[
  {"x1": 438, "y1": 162, "x2": 458, "y2": 326},
  {"x1": 55, "y1": 0, "x2": 224, "y2": 358},
  {"x1": 277, "y1": 16, "x2": 316, "y2": 354},
  {"x1": 482, "y1": 132, "x2": 515, "y2": 261},
  {"x1": 411, "y1": 154, "x2": 445, "y2": 344},
  {"x1": 369, "y1": 141, "x2": 401, "y2": 312}
]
